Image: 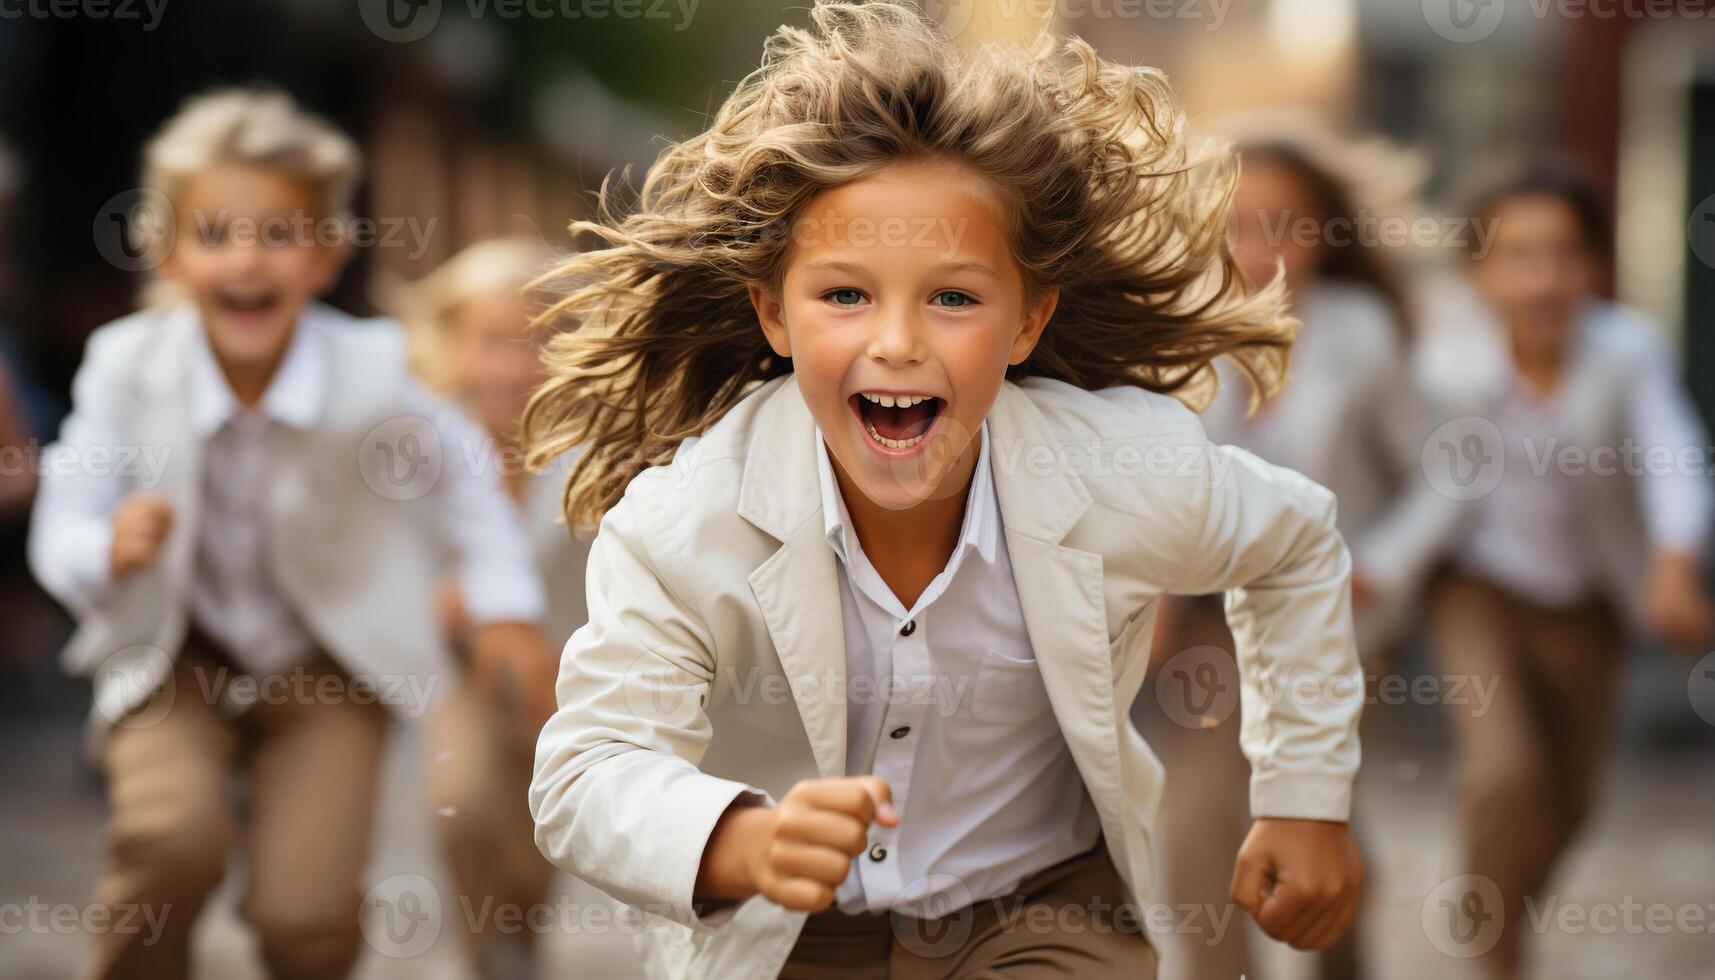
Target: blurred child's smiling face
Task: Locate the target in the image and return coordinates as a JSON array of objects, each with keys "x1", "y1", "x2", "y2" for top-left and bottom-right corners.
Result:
[
  {"x1": 1470, "y1": 193, "x2": 1595, "y2": 357},
  {"x1": 1230, "y1": 157, "x2": 1324, "y2": 301},
  {"x1": 162, "y1": 162, "x2": 344, "y2": 389},
  {"x1": 750, "y1": 160, "x2": 1057, "y2": 513},
  {"x1": 447, "y1": 288, "x2": 545, "y2": 441}
]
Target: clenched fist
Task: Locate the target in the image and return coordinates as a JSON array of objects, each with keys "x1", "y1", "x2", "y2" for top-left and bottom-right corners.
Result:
[
  {"x1": 470, "y1": 620, "x2": 560, "y2": 728},
  {"x1": 109, "y1": 492, "x2": 174, "y2": 577},
  {"x1": 696, "y1": 776, "x2": 898, "y2": 912},
  {"x1": 1231, "y1": 817, "x2": 1363, "y2": 950}
]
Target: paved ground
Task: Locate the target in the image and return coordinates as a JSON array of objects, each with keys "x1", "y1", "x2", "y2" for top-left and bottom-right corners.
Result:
[{"x1": 4, "y1": 642, "x2": 1713, "y2": 980}]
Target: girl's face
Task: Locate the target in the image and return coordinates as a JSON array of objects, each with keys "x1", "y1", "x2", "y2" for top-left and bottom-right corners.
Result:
[
  {"x1": 1229, "y1": 156, "x2": 1324, "y2": 301},
  {"x1": 446, "y1": 288, "x2": 543, "y2": 441},
  {"x1": 749, "y1": 160, "x2": 1058, "y2": 513}
]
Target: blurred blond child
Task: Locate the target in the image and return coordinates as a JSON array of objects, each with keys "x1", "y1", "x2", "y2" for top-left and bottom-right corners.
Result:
[
  {"x1": 389, "y1": 238, "x2": 631, "y2": 979},
  {"x1": 28, "y1": 90, "x2": 554, "y2": 980}
]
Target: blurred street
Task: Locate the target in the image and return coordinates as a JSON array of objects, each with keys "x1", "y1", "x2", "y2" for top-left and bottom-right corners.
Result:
[{"x1": 5, "y1": 646, "x2": 1712, "y2": 980}]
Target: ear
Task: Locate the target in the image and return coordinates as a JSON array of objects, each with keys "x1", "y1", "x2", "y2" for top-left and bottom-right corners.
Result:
[
  {"x1": 1007, "y1": 285, "x2": 1060, "y2": 365},
  {"x1": 748, "y1": 282, "x2": 792, "y2": 358}
]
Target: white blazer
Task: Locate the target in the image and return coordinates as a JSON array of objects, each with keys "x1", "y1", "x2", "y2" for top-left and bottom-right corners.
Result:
[
  {"x1": 530, "y1": 373, "x2": 1362, "y2": 980},
  {"x1": 29, "y1": 303, "x2": 542, "y2": 748}
]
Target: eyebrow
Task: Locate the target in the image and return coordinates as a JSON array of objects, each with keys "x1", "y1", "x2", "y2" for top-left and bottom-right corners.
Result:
[{"x1": 800, "y1": 259, "x2": 999, "y2": 277}]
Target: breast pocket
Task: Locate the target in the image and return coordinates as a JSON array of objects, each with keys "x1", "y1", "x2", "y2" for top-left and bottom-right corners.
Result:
[{"x1": 970, "y1": 647, "x2": 1054, "y2": 725}]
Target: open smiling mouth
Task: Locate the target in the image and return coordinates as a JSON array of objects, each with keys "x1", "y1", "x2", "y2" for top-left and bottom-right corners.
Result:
[
  {"x1": 214, "y1": 287, "x2": 282, "y2": 322},
  {"x1": 849, "y1": 391, "x2": 945, "y2": 451}
]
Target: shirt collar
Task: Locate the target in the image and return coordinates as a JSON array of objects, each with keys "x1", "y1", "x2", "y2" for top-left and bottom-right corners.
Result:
[
  {"x1": 187, "y1": 305, "x2": 327, "y2": 436},
  {"x1": 814, "y1": 418, "x2": 999, "y2": 571}
]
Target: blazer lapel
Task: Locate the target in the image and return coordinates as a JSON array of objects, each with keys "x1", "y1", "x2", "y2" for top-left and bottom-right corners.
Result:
[
  {"x1": 137, "y1": 306, "x2": 203, "y2": 587},
  {"x1": 986, "y1": 382, "x2": 1128, "y2": 829},
  {"x1": 739, "y1": 376, "x2": 851, "y2": 779}
]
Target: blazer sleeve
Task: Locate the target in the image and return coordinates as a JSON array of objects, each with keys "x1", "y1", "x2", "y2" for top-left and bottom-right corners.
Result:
[
  {"x1": 27, "y1": 330, "x2": 134, "y2": 616},
  {"x1": 396, "y1": 379, "x2": 547, "y2": 626},
  {"x1": 528, "y1": 468, "x2": 768, "y2": 932},
  {"x1": 1164, "y1": 440, "x2": 1363, "y2": 822}
]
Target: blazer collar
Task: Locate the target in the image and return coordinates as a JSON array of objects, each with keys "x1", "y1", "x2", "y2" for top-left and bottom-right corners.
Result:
[{"x1": 735, "y1": 375, "x2": 1092, "y2": 546}]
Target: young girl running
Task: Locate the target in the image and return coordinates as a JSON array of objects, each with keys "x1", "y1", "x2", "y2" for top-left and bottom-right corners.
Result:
[
  {"x1": 524, "y1": 4, "x2": 1365, "y2": 977},
  {"x1": 388, "y1": 239, "x2": 640, "y2": 979}
]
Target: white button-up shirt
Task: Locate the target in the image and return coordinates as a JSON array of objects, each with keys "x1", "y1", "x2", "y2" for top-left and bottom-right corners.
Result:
[
  {"x1": 814, "y1": 421, "x2": 1101, "y2": 915},
  {"x1": 1455, "y1": 380, "x2": 1590, "y2": 605}
]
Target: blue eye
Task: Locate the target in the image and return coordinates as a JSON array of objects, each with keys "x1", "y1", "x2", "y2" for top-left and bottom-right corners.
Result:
[
  {"x1": 824, "y1": 288, "x2": 865, "y2": 307},
  {"x1": 932, "y1": 290, "x2": 976, "y2": 308}
]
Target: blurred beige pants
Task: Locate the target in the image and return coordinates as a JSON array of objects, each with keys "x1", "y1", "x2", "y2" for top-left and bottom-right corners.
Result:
[
  {"x1": 1132, "y1": 596, "x2": 1365, "y2": 980},
  {"x1": 1131, "y1": 597, "x2": 1259, "y2": 980},
  {"x1": 424, "y1": 682, "x2": 555, "y2": 964},
  {"x1": 83, "y1": 635, "x2": 390, "y2": 980},
  {"x1": 780, "y1": 842, "x2": 1157, "y2": 979},
  {"x1": 1427, "y1": 574, "x2": 1621, "y2": 977}
]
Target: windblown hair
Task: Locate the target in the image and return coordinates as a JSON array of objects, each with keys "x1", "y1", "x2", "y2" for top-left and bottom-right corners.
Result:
[{"x1": 524, "y1": 0, "x2": 1296, "y2": 528}]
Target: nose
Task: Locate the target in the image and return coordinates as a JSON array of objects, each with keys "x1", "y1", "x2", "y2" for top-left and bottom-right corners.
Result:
[
  {"x1": 865, "y1": 301, "x2": 927, "y2": 367},
  {"x1": 225, "y1": 238, "x2": 267, "y2": 275}
]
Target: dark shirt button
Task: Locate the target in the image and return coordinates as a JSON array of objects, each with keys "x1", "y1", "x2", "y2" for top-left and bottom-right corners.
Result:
[
  {"x1": 899, "y1": 620, "x2": 916, "y2": 637},
  {"x1": 869, "y1": 844, "x2": 888, "y2": 862},
  {"x1": 890, "y1": 726, "x2": 911, "y2": 740}
]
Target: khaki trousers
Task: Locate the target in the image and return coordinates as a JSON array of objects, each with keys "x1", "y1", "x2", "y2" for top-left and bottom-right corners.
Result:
[
  {"x1": 82, "y1": 633, "x2": 390, "y2": 980},
  {"x1": 1426, "y1": 574, "x2": 1622, "y2": 977},
  {"x1": 424, "y1": 682, "x2": 555, "y2": 965},
  {"x1": 779, "y1": 842, "x2": 1157, "y2": 979},
  {"x1": 1130, "y1": 597, "x2": 1260, "y2": 980}
]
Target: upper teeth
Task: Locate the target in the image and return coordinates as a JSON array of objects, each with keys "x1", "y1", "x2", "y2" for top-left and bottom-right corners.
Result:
[{"x1": 861, "y1": 392, "x2": 932, "y2": 408}]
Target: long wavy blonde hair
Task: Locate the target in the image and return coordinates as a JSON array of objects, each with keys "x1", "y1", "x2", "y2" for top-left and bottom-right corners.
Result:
[{"x1": 524, "y1": 0, "x2": 1295, "y2": 528}]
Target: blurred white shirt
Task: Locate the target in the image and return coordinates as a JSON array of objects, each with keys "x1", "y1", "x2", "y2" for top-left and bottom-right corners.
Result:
[{"x1": 1453, "y1": 309, "x2": 1712, "y2": 606}]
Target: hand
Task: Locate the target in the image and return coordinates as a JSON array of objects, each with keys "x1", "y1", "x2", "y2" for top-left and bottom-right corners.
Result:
[
  {"x1": 1231, "y1": 817, "x2": 1363, "y2": 951},
  {"x1": 470, "y1": 621, "x2": 560, "y2": 727},
  {"x1": 696, "y1": 776, "x2": 898, "y2": 912},
  {"x1": 1641, "y1": 552, "x2": 1714, "y2": 654},
  {"x1": 109, "y1": 492, "x2": 174, "y2": 577}
]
